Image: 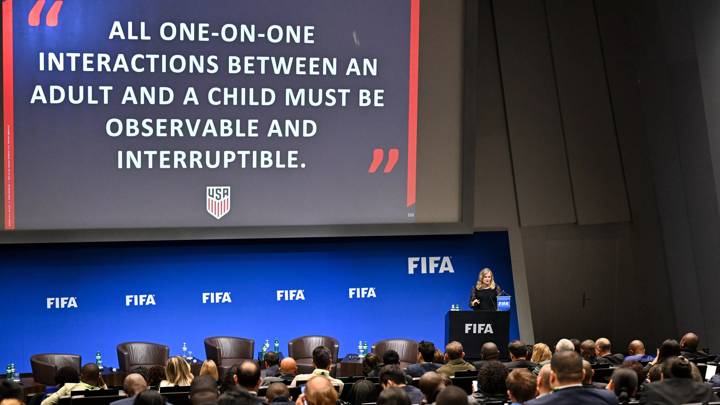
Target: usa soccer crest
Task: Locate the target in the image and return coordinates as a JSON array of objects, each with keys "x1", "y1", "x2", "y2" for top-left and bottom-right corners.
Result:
[{"x1": 206, "y1": 186, "x2": 231, "y2": 219}]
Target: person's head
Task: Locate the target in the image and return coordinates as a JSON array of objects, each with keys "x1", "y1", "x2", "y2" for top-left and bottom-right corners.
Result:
[
  {"x1": 379, "y1": 365, "x2": 406, "y2": 388},
  {"x1": 0, "y1": 380, "x2": 24, "y2": 405},
  {"x1": 312, "y1": 346, "x2": 332, "y2": 370},
  {"x1": 680, "y1": 333, "x2": 700, "y2": 352},
  {"x1": 234, "y1": 360, "x2": 261, "y2": 391},
  {"x1": 123, "y1": 373, "x2": 148, "y2": 397},
  {"x1": 280, "y1": 357, "x2": 298, "y2": 376},
  {"x1": 550, "y1": 351, "x2": 583, "y2": 387},
  {"x1": 436, "y1": 386, "x2": 468, "y2": 405},
  {"x1": 418, "y1": 341, "x2": 436, "y2": 363},
  {"x1": 580, "y1": 340, "x2": 595, "y2": 360},
  {"x1": 662, "y1": 356, "x2": 692, "y2": 380},
  {"x1": 80, "y1": 363, "x2": 103, "y2": 387},
  {"x1": 627, "y1": 340, "x2": 645, "y2": 356},
  {"x1": 508, "y1": 341, "x2": 528, "y2": 361},
  {"x1": 303, "y1": 376, "x2": 338, "y2": 405},
  {"x1": 264, "y1": 352, "x2": 280, "y2": 368},
  {"x1": 199, "y1": 360, "x2": 219, "y2": 382},
  {"x1": 418, "y1": 372, "x2": 446, "y2": 404},
  {"x1": 221, "y1": 365, "x2": 239, "y2": 393},
  {"x1": 265, "y1": 382, "x2": 290, "y2": 403},
  {"x1": 570, "y1": 339, "x2": 581, "y2": 354},
  {"x1": 218, "y1": 388, "x2": 257, "y2": 405},
  {"x1": 476, "y1": 361, "x2": 508, "y2": 396},
  {"x1": 133, "y1": 390, "x2": 166, "y2": 405},
  {"x1": 595, "y1": 338, "x2": 611, "y2": 357},
  {"x1": 476, "y1": 268, "x2": 496, "y2": 290},
  {"x1": 607, "y1": 368, "x2": 638, "y2": 402},
  {"x1": 582, "y1": 360, "x2": 593, "y2": 385},
  {"x1": 536, "y1": 365, "x2": 553, "y2": 396},
  {"x1": 55, "y1": 366, "x2": 80, "y2": 386},
  {"x1": 480, "y1": 342, "x2": 500, "y2": 361},
  {"x1": 690, "y1": 362, "x2": 703, "y2": 383},
  {"x1": 530, "y1": 343, "x2": 551, "y2": 364},
  {"x1": 555, "y1": 339, "x2": 575, "y2": 354},
  {"x1": 505, "y1": 369, "x2": 536, "y2": 404},
  {"x1": 189, "y1": 375, "x2": 219, "y2": 405},
  {"x1": 658, "y1": 339, "x2": 681, "y2": 362},
  {"x1": 445, "y1": 341, "x2": 465, "y2": 361},
  {"x1": 166, "y1": 356, "x2": 194, "y2": 386},
  {"x1": 147, "y1": 366, "x2": 166, "y2": 387},
  {"x1": 377, "y1": 387, "x2": 410, "y2": 405},
  {"x1": 382, "y1": 350, "x2": 400, "y2": 366},
  {"x1": 622, "y1": 361, "x2": 646, "y2": 385},
  {"x1": 362, "y1": 353, "x2": 380, "y2": 376},
  {"x1": 434, "y1": 349, "x2": 445, "y2": 364},
  {"x1": 647, "y1": 364, "x2": 662, "y2": 382}
]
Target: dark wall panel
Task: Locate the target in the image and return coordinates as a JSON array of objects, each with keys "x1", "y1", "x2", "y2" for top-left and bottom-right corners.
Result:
[{"x1": 545, "y1": 0, "x2": 631, "y2": 225}]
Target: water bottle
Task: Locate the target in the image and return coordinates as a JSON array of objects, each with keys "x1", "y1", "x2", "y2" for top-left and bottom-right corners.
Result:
[
  {"x1": 357, "y1": 341, "x2": 364, "y2": 357},
  {"x1": 95, "y1": 351, "x2": 103, "y2": 371},
  {"x1": 273, "y1": 339, "x2": 280, "y2": 354},
  {"x1": 5, "y1": 364, "x2": 11, "y2": 380},
  {"x1": 362, "y1": 341, "x2": 368, "y2": 356},
  {"x1": 262, "y1": 339, "x2": 270, "y2": 357},
  {"x1": 188, "y1": 351, "x2": 194, "y2": 362},
  {"x1": 182, "y1": 342, "x2": 188, "y2": 359},
  {"x1": 11, "y1": 363, "x2": 19, "y2": 382}
]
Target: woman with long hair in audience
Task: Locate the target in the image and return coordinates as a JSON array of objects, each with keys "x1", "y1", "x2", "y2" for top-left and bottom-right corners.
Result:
[
  {"x1": 199, "y1": 359, "x2": 219, "y2": 382},
  {"x1": 607, "y1": 367, "x2": 638, "y2": 404},
  {"x1": 530, "y1": 343, "x2": 551, "y2": 364},
  {"x1": 160, "y1": 356, "x2": 194, "y2": 387}
]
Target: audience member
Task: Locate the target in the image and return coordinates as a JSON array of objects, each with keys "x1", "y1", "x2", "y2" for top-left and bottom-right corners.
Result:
[
  {"x1": 525, "y1": 351, "x2": 617, "y2": 405},
  {"x1": 161, "y1": 357, "x2": 194, "y2": 387},
  {"x1": 436, "y1": 386, "x2": 468, "y2": 405},
  {"x1": 379, "y1": 365, "x2": 424, "y2": 405},
  {"x1": 473, "y1": 343, "x2": 500, "y2": 370},
  {"x1": 570, "y1": 339, "x2": 581, "y2": 355},
  {"x1": 134, "y1": 391, "x2": 166, "y2": 405},
  {"x1": 437, "y1": 342, "x2": 476, "y2": 377},
  {"x1": 383, "y1": 350, "x2": 401, "y2": 366},
  {"x1": 639, "y1": 357, "x2": 718, "y2": 404},
  {"x1": 263, "y1": 357, "x2": 299, "y2": 386},
  {"x1": 594, "y1": 338, "x2": 624, "y2": 366},
  {"x1": 362, "y1": 353, "x2": 381, "y2": 378},
  {"x1": 580, "y1": 340, "x2": 597, "y2": 363},
  {"x1": 218, "y1": 388, "x2": 259, "y2": 405},
  {"x1": 0, "y1": 380, "x2": 24, "y2": 405},
  {"x1": 41, "y1": 363, "x2": 107, "y2": 405},
  {"x1": 199, "y1": 360, "x2": 219, "y2": 382},
  {"x1": 418, "y1": 372, "x2": 446, "y2": 405},
  {"x1": 646, "y1": 365, "x2": 662, "y2": 383},
  {"x1": 265, "y1": 382, "x2": 293, "y2": 405},
  {"x1": 110, "y1": 374, "x2": 148, "y2": 405},
  {"x1": 582, "y1": 360, "x2": 605, "y2": 389},
  {"x1": 504, "y1": 341, "x2": 536, "y2": 370},
  {"x1": 296, "y1": 376, "x2": 338, "y2": 405},
  {"x1": 54, "y1": 366, "x2": 80, "y2": 386},
  {"x1": 147, "y1": 366, "x2": 166, "y2": 388},
  {"x1": 262, "y1": 352, "x2": 281, "y2": 378},
  {"x1": 221, "y1": 365, "x2": 240, "y2": 393},
  {"x1": 377, "y1": 387, "x2": 411, "y2": 405},
  {"x1": 505, "y1": 369, "x2": 536, "y2": 405},
  {"x1": 234, "y1": 360, "x2": 262, "y2": 396},
  {"x1": 530, "y1": 344, "x2": 551, "y2": 366},
  {"x1": 433, "y1": 350, "x2": 445, "y2": 365},
  {"x1": 129, "y1": 368, "x2": 150, "y2": 386},
  {"x1": 621, "y1": 361, "x2": 646, "y2": 389},
  {"x1": 471, "y1": 361, "x2": 508, "y2": 404},
  {"x1": 189, "y1": 375, "x2": 219, "y2": 405},
  {"x1": 650, "y1": 340, "x2": 681, "y2": 367},
  {"x1": 624, "y1": 341, "x2": 654, "y2": 363},
  {"x1": 679, "y1": 332, "x2": 709, "y2": 360},
  {"x1": 554, "y1": 339, "x2": 575, "y2": 354},
  {"x1": 407, "y1": 341, "x2": 442, "y2": 378},
  {"x1": 606, "y1": 368, "x2": 637, "y2": 404},
  {"x1": 290, "y1": 346, "x2": 344, "y2": 393},
  {"x1": 535, "y1": 365, "x2": 552, "y2": 399}
]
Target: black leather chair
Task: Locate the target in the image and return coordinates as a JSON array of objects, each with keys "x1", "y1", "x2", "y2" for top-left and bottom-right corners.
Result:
[
  {"x1": 371, "y1": 339, "x2": 419, "y2": 368},
  {"x1": 204, "y1": 336, "x2": 255, "y2": 377},
  {"x1": 116, "y1": 342, "x2": 169, "y2": 372},
  {"x1": 30, "y1": 353, "x2": 82, "y2": 385},
  {"x1": 288, "y1": 336, "x2": 340, "y2": 374}
]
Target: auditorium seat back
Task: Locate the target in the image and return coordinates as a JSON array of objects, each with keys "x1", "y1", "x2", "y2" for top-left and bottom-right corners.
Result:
[
  {"x1": 371, "y1": 339, "x2": 419, "y2": 368},
  {"x1": 288, "y1": 335, "x2": 340, "y2": 372},
  {"x1": 116, "y1": 342, "x2": 169, "y2": 372},
  {"x1": 204, "y1": 336, "x2": 255, "y2": 376},
  {"x1": 30, "y1": 353, "x2": 82, "y2": 385}
]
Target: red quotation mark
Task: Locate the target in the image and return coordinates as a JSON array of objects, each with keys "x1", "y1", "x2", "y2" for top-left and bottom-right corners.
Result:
[
  {"x1": 368, "y1": 148, "x2": 399, "y2": 174},
  {"x1": 28, "y1": 0, "x2": 63, "y2": 27}
]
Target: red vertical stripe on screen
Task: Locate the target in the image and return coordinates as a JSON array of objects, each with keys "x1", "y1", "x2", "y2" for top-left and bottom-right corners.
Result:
[
  {"x1": 3, "y1": 0, "x2": 15, "y2": 229},
  {"x1": 406, "y1": 0, "x2": 419, "y2": 208}
]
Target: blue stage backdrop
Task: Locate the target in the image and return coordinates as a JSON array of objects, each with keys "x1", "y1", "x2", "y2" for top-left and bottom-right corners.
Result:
[{"x1": 1, "y1": 232, "x2": 518, "y2": 372}]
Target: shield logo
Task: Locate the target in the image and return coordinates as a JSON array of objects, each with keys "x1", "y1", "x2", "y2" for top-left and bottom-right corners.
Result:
[{"x1": 206, "y1": 186, "x2": 231, "y2": 219}]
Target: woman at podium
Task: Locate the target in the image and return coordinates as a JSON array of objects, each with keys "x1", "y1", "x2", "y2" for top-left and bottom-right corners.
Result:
[{"x1": 469, "y1": 268, "x2": 502, "y2": 311}]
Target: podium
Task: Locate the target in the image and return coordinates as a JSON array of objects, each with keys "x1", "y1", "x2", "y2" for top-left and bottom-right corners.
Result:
[{"x1": 445, "y1": 311, "x2": 510, "y2": 361}]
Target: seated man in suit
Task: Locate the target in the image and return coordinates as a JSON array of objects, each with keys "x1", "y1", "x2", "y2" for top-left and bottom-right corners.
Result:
[
  {"x1": 525, "y1": 351, "x2": 618, "y2": 405},
  {"x1": 265, "y1": 382, "x2": 294, "y2": 405},
  {"x1": 473, "y1": 342, "x2": 500, "y2": 370},
  {"x1": 624, "y1": 340, "x2": 654, "y2": 363},
  {"x1": 506, "y1": 369, "x2": 537, "y2": 405},
  {"x1": 297, "y1": 376, "x2": 338, "y2": 405},
  {"x1": 189, "y1": 376, "x2": 219, "y2": 405},
  {"x1": 234, "y1": 361, "x2": 262, "y2": 398},
  {"x1": 639, "y1": 356, "x2": 719, "y2": 405},
  {"x1": 262, "y1": 352, "x2": 281, "y2": 378},
  {"x1": 380, "y1": 365, "x2": 424, "y2": 405},
  {"x1": 418, "y1": 372, "x2": 446, "y2": 405},
  {"x1": 110, "y1": 374, "x2": 148, "y2": 405},
  {"x1": 290, "y1": 346, "x2": 344, "y2": 393},
  {"x1": 504, "y1": 340, "x2": 537, "y2": 370},
  {"x1": 594, "y1": 338, "x2": 624, "y2": 366},
  {"x1": 437, "y1": 341, "x2": 476, "y2": 377},
  {"x1": 262, "y1": 357, "x2": 298, "y2": 386},
  {"x1": 407, "y1": 341, "x2": 442, "y2": 378},
  {"x1": 580, "y1": 340, "x2": 597, "y2": 364},
  {"x1": 679, "y1": 332, "x2": 710, "y2": 360}
]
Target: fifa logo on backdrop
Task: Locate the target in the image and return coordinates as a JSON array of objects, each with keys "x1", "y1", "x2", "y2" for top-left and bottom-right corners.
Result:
[
  {"x1": 407, "y1": 256, "x2": 455, "y2": 274},
  {"x1": 46, "y1": 297, "x2": 78, "y2": 309},
  {"x1": 277, "y1": 290, "x2": 305, "y2": 301},
  {"x1": 349, "y1": 287, "x2": 376, "y2": 299},
  {"x1": 125, "y1": 294, "x2": 156, "y2": 306},
  {"x1": 465, "y1": 323, "x2": 494, "y2": 334},
  {"x1": 202, "y1": 292, "x2": 232, "y2": 304}
]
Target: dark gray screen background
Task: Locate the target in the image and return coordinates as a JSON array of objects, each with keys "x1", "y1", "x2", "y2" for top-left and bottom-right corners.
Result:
[{"x1": 1, "y1": 0, "x2": 465, "y2": 240}]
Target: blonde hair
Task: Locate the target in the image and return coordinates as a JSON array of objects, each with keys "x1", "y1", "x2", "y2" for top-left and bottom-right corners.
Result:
[
  {"x1": 166, "y1": 356, "x2": 194, "y2": 386},
  {"x1": 199, "y1": 359, "x2": 219, "y2": 381},
  {"x1": 476, "y1": 268, "x2": 496, "y2": 290},
  {"x1": 531, "y1": 343, "x2": 552, "y2": 363}
]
